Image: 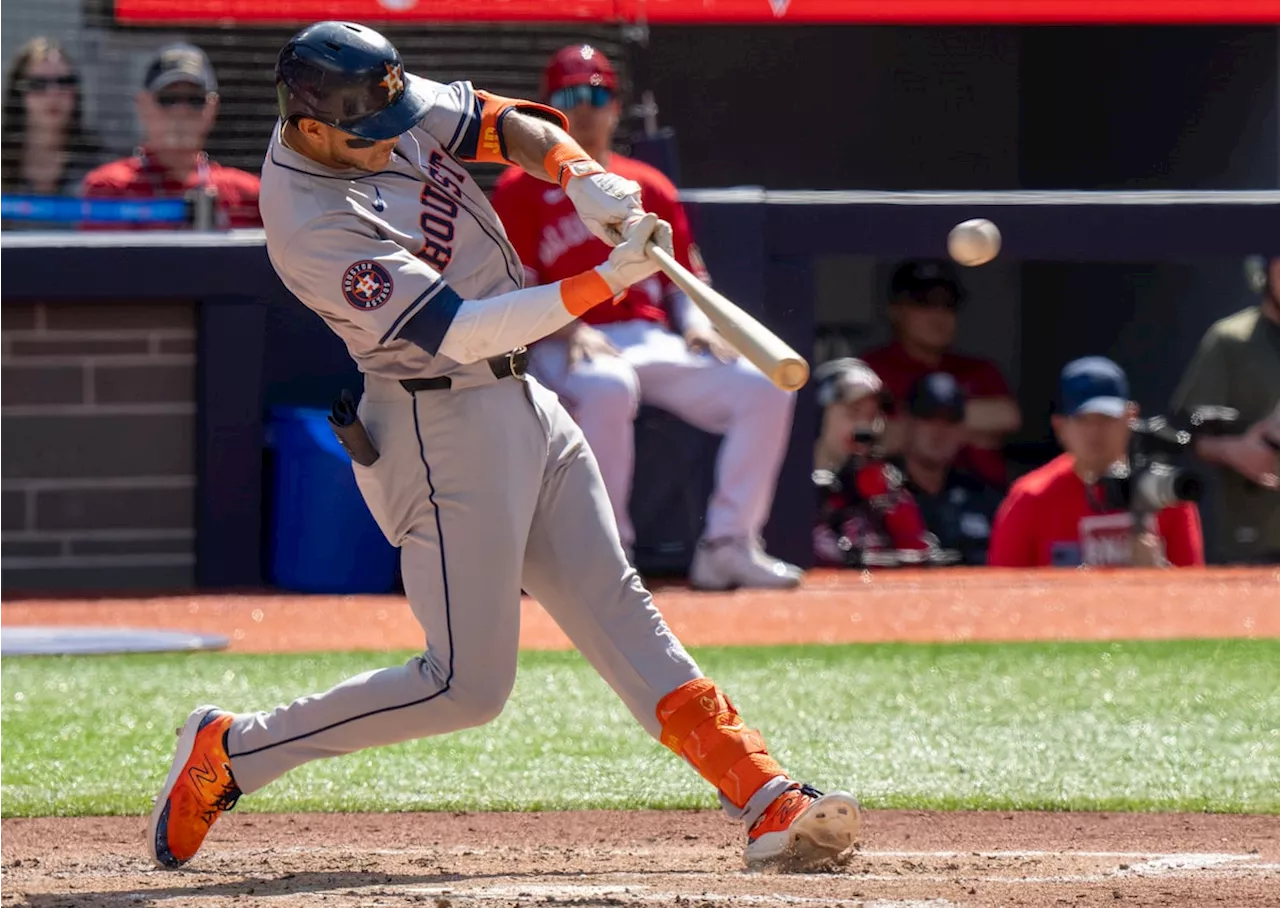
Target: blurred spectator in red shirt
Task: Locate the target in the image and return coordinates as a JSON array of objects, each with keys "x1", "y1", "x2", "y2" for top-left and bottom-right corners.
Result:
[
  {"x1": 80, "y1": 43, "x2": 260, "y2": 229},
  {"x1": 988, "y1": 357, "x2": 1203, "y2": 568},
  {"x1": 862, "y1": 260, "x2": 1020, "y2": 487},
  {"x1": 490, "y1": 44, "x2": 799, "y2": 591},
  {"x1": 1, "y1": 37, "x2": 102, "y2": 200}
]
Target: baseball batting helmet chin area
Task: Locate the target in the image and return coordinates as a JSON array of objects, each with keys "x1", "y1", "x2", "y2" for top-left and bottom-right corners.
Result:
[{"x1": 276, "y1": 21, "x2": 430, "y2": 141}]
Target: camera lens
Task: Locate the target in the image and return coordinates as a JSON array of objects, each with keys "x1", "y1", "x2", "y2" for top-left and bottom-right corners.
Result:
[
  {"x1": 1172, "y1": 472, "x2": 1203, "y2": 503},
  {"x1": 1134, "y1": 466, "x2": 1202, "y2": 509}
]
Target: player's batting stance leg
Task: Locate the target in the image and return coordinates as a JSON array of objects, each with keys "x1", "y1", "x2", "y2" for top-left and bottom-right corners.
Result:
[{"x1": 519, "y1": 377, "x2": 859, "y2": 866}]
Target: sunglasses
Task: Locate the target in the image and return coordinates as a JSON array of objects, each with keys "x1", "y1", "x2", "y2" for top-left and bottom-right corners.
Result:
[
  {"x1": 549, "y1": 84, "x2": 614, "y2": 111},
  {"x1": 902, "y1": 287, "x2": 961, "y2": 311},
  {"x1": 155, "y1": 93, "x2": 210, "y2": 109},
  {"x1": 22, "y1": 74, "x2": 78, "y2": 92}
]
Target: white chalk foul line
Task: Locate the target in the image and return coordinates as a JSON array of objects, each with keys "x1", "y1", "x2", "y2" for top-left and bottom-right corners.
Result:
[
  {"x1": 868, "y1": 850, "x2": 1243, "y2": 860},
  {"x1": 254, "y1": 845, "x2": 1271, "y2": 878},
  {"x1": 1121, "y1": 853, "x2": 1260, "y2": 875},
  {"x1": 391, "y1": 854, "x2": 1269, "y2": 905},
  {"x1": 402, "y1": 884, "x2": 951, "y2": 907},
  {"x1": 226, "y1": 845, "x2": 1274, "y2": 894}
]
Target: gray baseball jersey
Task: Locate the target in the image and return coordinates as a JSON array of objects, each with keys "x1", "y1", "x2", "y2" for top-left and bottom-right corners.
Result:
[{"x1": 226, "y1": 74, "x2": 791, "y2": 828}]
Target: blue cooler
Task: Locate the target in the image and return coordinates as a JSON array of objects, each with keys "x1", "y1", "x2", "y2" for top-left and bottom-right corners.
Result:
[{"x1": 265, "y1": 405, "x2": 398, "y2": 593}]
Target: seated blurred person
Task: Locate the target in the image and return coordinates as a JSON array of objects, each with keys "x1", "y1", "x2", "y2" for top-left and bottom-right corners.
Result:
[
  {"x1": 81, "y1": 43, "x2": 261, "y2": 229},
  {"x1": 814, "y1": 357, "x2": 886, "y2": 474},
  {"x1": 1169, "y1": 255, "x2": 1280, "y2": 564},
  {"x1": 812, "y1": 358, "x2": 951, "y2": 568},
  {"x1": 491, "y1": 44, "x2": 798, "y2": 590},
  {"x1": 988, "y1": 357, "x2": 1204, "y2": 568},
  {"x1": 1, "y1": 38, "x2": 102, "y2": 228},
  {"x1": 893, "y1": 373, "x2": 1002, "y2": 565},
  {"x1": 862, "y1": 260, "x2": 1020, "y2": 487}
]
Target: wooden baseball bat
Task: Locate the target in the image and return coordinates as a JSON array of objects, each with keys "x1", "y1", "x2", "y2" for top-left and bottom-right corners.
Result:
[{"x1": 645, "y1": 244, "x2": 810, "y2": 392}]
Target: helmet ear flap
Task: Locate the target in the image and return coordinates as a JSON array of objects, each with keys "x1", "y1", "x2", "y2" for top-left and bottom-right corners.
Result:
[{"x1": 275, "y1": 80, "x2": 292, "y2": 121}]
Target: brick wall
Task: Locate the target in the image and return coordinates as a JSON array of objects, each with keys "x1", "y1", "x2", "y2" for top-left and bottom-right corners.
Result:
[{"x1": 2, "y1": 301, "x2": 198, "y2": 591}]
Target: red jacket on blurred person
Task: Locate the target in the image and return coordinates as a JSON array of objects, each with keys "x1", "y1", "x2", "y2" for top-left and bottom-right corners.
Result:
[
  {"x1": 988, "y1": 357, "x2": 1204, "y2": 568},
  {"x1": 79, "y1": 43, "x2": 261, "y2": 230}
]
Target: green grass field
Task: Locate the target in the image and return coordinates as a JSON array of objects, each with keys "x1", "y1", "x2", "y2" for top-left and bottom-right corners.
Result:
[{"x1": 2, "y1": 639, "x2": 1277, "y2": 818}]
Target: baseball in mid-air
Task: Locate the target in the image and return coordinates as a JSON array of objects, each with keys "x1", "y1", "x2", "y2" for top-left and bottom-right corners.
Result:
[{"x1": 947, "y1": 218, "x2": 1002, "y2": 267}]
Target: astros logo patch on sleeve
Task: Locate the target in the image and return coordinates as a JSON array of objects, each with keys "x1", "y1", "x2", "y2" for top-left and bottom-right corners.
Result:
[{"x1": 342, "y1": 261, "x2": 395, "y2": 310}]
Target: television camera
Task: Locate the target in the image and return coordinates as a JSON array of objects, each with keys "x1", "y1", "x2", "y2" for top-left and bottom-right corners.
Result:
[{"x1": 1097, "y1": 406, "x2": 1240, "y2": 516}]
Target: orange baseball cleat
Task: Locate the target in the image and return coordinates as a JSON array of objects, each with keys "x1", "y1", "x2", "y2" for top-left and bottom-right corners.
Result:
[
  {"x1": 744, "y1": 783, "x2": 862, "y2": 870},
  {"x1": 147, "y1": 705, "x2": 242, "y2": 869}
]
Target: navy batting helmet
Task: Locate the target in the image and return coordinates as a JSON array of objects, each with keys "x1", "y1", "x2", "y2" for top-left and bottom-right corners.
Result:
[{"x1": 275, "y1": 21, "x2": 430, "y2": 141}]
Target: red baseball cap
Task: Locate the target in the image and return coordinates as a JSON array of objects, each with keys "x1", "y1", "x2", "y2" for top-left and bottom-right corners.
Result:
[{"x1": 542, "y1": 44, "x2": 618, "y2": 100}]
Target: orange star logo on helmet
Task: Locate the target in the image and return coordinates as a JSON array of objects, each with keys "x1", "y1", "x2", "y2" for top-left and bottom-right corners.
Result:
[{"x1": 380, "y1": 62, "x2": 405, "y2": 102}]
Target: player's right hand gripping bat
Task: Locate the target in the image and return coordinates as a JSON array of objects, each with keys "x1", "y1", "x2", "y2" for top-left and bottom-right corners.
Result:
[{"x1": 644, "y1": 244, "x2": 810, "y2": 392}]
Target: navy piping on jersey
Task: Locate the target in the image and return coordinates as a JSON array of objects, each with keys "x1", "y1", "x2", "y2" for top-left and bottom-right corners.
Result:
[
  {"x1": 454, "y1": 99, "x2": 483, "y2": 161},
  {"x1": 445, "y1": 81, "x2": 474, "y2": 154},
  {"x1": 451, "y1": 86, "x2": 482, "y2": 159},
  {"x1": 266, "y1": 145, "x2": 524, "y2": 291},
  {"x1": 379, "y1": 276, "x2": 446, "y2": 345},
  {"x1": 227, "y1": 395, "x2": 456, "y2": 761},
  {"x1": 455, "y1": 202, "x2": 522, "y2": 289},
  {"x1": 267, "y1": 148, "x2": 417, "y2": 183},
  {"x1": 395, "y1": 284, "x2": 464, "y2": 355}
]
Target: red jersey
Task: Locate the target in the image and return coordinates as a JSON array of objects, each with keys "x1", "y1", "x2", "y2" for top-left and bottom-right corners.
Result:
[
  {"x1": 490, "y1": 153, "x2": 708, "y2": 328},
  {"x1": 986, "y1": 453, "x2": 1204, "y2": 568},
  {"x1": 80, "y1": 149, "x2": 262, "y2": 230},
  {"x1": 863, "y1": 341, "x2": 1013, "y2": 486}
]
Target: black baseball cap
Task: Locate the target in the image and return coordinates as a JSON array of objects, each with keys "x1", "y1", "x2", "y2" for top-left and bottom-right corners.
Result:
[
  {"x1": 143, "y1": 43, "x2": 218, "y2": 94},
  {"x1": 907, "y1": 372, "x2": 967, "y2": 422},
  {"x1": 890, "y1": 259, "x2": 965, "y2": 306}
]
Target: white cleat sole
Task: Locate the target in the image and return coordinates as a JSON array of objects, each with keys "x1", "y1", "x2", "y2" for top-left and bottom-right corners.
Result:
[{"x1": 745, "y1": 791, "x2": 862, "y2": 871}]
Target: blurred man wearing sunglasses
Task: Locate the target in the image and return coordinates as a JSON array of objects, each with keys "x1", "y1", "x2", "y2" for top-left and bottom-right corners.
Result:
[
  {"x1": 489, "y1": 45, "x2": 801, "y2": 591},
  {"x1": 81, "y1": 43, "x2": 261, "y2": 229},
  {"x1": 862, "y1": 260, "x2": 1020, "y2": 488}
]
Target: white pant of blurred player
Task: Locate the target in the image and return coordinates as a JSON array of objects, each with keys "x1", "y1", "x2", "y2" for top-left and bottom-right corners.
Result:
[{"x1": 529, "y1": 319, "x2": 802, "y2": 589}]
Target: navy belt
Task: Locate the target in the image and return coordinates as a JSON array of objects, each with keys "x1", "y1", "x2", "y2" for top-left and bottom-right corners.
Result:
[{"x1": 400, "y1": 347, "x2": 528, "y2": 392}]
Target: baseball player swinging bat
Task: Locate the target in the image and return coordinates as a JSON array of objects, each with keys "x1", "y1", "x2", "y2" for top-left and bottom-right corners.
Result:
[
  {"x1": 147, "y1": 21, "x2": 862, "y2": 878},
  {"x1": 645, "y1": 243, "x2": 810, "y2": 392}
]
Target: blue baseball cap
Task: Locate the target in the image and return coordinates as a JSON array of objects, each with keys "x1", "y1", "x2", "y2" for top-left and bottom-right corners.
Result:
[
  {"x1": 1058, "y1": 356, "x2": 1130, "y2": 417},
  {"x1": 907, "y1": 371, "x2": 967, "y2": 422}
]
